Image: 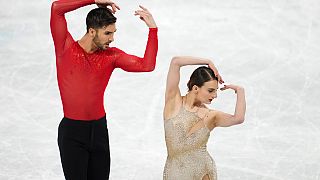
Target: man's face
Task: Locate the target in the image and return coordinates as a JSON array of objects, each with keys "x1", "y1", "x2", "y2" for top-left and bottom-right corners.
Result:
[{"x1": 93, "y1": 23, "x2": 117, "y2": 50}]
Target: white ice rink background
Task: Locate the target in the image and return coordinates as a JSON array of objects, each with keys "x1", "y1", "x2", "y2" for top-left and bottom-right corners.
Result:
[{"x1": 0, "y1": 0, "x2": 320, "y2": 179}]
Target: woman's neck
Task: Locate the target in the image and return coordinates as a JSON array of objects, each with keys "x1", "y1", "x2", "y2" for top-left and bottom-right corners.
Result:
[{"x1": 185, "y1": 93, "x2": 201, "y2": 109}]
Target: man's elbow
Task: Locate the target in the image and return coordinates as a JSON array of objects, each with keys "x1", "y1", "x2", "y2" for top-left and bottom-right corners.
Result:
[
  {"x1": 143, "y1": 65, "x2": 155, "y2": 72},
  {"x1": 51, "y1": 1, "x2": 62, "y2": 15},
  {"x1": 143, "y1": 59, "x2": 156, "y2": 72},
  {"x1": 51, "y1": 1, "x2": 58, "y2": 10}
]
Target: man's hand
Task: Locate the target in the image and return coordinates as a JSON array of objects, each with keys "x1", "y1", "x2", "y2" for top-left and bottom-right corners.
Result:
[
  {"x1": 134, "y1": 5, "x2": 157, "y2": 28},
  {"x1": 95, "y1": 0, "x2": 120, "y2": 13}
]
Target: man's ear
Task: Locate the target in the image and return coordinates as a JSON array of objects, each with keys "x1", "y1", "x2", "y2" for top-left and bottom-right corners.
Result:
[{"x1": 88, "y1": 28, "x2": 97, "y2": 37}]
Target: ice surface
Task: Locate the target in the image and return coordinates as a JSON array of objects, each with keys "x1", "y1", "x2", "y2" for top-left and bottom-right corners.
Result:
[{"x1": 1, "y1": 0, "x2": 320, "y2": 179}]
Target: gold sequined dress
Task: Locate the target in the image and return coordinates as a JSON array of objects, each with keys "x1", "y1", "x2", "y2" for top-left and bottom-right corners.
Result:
[{"x1": 163, "y1": 100, "x2": 217, "y2": 180}]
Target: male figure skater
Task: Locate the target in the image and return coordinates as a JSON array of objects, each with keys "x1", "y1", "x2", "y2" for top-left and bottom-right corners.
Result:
[{"x1": 50, "y1": 0, "x2": 158, "y2": 179}]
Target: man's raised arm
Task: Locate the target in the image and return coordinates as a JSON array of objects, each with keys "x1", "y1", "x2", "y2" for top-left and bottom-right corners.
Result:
[
  {"x1": 113, "y1": 5, "x2": 158, "y2": 72},
  {"x1": 50, "y1": 0, "x2": 95, "y2": 56}
]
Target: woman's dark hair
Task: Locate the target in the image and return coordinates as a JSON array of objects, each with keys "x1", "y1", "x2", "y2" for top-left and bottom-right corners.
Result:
[
  {"x1": 86, "y1": 8, "x2": 117, "y2": 32},
  {"x1": 187, "y1": 66, "x2": 218, "y2": 91}
]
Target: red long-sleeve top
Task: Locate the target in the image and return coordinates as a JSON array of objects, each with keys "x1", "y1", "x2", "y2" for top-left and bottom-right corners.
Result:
[{"x1": 50, "y1": 0, "x2": 158, "y2": 120}]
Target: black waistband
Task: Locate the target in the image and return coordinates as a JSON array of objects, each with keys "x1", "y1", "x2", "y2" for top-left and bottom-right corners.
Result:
[{"x1": 62, "y1": 115, "x2": 107, "y2": 126}]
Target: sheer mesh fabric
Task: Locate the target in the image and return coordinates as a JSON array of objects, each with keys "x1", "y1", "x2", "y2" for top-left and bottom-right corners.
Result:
[{"x1": 50, "y1": 0, "x2": 158, "y2": 120}]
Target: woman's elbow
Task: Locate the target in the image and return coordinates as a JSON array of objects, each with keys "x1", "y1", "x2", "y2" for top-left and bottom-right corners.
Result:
[
  {"x1": 238, "y1": 118, "x2": 245, "y2": 124},
  {"x1": 172, "y1": 56, "x2": 183, "y2": 61},
  {"x1": 171, "y1": 56, "x2": 182, "y2": 66},
  {"x1": 235, "y1": 116, "x2": 245, "y2": 124}
]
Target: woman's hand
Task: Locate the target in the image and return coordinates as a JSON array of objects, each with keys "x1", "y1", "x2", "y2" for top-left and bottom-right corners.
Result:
[
  {"x1": 220, "y1": 84, "x2": 244, "y2": 94},
  {"x1": 208, "y1": 62, "x2": 224, "y2": 84}
]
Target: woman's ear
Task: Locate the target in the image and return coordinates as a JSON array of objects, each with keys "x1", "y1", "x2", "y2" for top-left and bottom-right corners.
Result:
[{"x1": 192, "y1": 85, "x2": 199, "y2": 94}]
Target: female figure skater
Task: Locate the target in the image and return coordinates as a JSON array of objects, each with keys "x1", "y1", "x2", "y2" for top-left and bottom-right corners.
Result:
[{"x1": 163, "y1": 56, "x2": 246, "y2": 180}]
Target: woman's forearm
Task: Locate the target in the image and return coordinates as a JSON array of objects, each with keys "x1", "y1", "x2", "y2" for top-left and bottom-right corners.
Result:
[
  {"x1": 171, "y1": 56, "x2": 211, "y2": 67},
  {"x1": 233, "y1": 87, "x2": 246, "y2": 123}
]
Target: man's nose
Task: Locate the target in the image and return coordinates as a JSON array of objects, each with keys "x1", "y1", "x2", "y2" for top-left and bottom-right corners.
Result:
[{"x1": 109, "y1": 34, "x2": 114, "y2": 42}]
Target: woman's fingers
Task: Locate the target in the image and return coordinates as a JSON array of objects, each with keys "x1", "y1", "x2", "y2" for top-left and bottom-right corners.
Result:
[
  {"x1": 114, "y1": 3, "x2": 120, "y2": 10},
  {"x1": 220, "y1": 85, "x2": 228, "y2": 91},
  {"x1": 217, "y1": 74, "x2": 224, "y2": 84},
  {"x1": 213, "y1": 70, "x2": 224, "y2": 84},
  {"x1": 208, "y1": 64, "x2": 224, "y2": 83},
  {"x1": 111, "y1": 4, "x2": 117, "y2": 13}
]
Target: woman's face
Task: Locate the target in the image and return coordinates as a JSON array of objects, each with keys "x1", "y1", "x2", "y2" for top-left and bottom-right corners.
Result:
[{"x1": 196, "y1": 80, "x2": 218, "y2": 104}]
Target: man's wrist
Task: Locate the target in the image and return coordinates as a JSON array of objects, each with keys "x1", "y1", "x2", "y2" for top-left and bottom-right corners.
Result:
[{"x1": 148, "y1": 24, "x2": 158, "y2": 28}]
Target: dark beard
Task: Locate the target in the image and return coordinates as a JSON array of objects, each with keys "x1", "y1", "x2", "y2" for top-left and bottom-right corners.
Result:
[{"x1": 93, "y1": 35, "x2": 106, "y2": 50}]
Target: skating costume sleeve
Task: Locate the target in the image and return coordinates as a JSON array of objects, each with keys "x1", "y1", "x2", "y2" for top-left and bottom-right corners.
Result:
[
  {"x1": 50, "y1": 0, "x2": 95, "y2": 56},
  {"x1": 113, "y1": 28, "x2": 158, "y2": 72}
]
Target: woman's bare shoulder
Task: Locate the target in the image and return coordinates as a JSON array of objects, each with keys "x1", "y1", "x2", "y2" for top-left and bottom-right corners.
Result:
[{"x1": 163, "y1": 95, "x2": 184, "y2": 121}]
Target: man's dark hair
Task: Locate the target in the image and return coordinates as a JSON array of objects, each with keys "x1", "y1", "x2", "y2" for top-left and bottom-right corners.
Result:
[
  {"x1": 187, "y1": 66, "x2": 218, "y2": 91},
  {"x1": 86, "y1": 7, "x2": 117, "y2": 32}
]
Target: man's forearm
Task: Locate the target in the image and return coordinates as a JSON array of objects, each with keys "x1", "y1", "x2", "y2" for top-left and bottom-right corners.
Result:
[
  {"x1": 141, "y1": 28, "x2": 158, "y2": 71},
  {"x1": 51, "y1": 0, "x2": 95, "y2": 15},
  {"x1": 50, "y1": 0, "x2": 95, "y2": 55}
]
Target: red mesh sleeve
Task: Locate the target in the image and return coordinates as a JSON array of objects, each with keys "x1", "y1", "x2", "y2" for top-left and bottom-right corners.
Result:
[
  {"x1": 113, "y1": 28, "x2": 158, "y2": 72},
  {"x1": 50, "y1": 0, "x2": 94, "y2": 56}
]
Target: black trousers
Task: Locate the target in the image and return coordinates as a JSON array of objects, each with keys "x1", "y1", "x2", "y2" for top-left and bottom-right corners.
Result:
[{"x1": 58, "y1": 115, "x2": 110, "y2": 180}]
